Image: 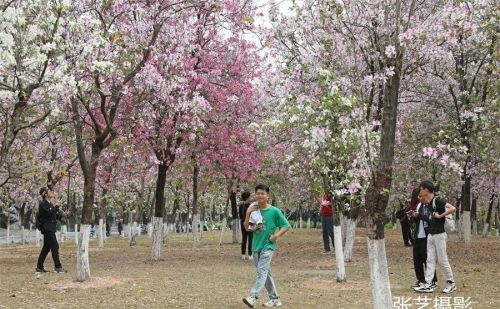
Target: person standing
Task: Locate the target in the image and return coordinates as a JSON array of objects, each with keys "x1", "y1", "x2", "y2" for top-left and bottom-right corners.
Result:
[
  {"x1": 36, "y1": 187, "x2": 68, "y2": 274},
  {"x1": 320, "y1": 193, "x2": 334, "y2": 254},
  {"x1": 409, "y1": 193, "x2": 437, "y2": 289},
  {"x1": 414, "y1": 180, "x2": 457, "y2": 294},
  {"x1": 242, "y1": 184, "x2": 290, "y2": 308},
  {"x1": 239, "y1": 191, "x2": 254, "y2": 260}
]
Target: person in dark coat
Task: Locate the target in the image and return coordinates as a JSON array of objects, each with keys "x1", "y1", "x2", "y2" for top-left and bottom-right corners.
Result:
[
  {"x1": 239, "y1": 191, "x2": 254, "y2": 260},
  {"x1": 36, "y1": 187, "x2": 68, "y2": 274}
]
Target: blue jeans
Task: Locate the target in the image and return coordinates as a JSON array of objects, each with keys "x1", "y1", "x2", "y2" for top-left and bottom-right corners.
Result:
[
  {"x1": 321, "y1": 215, "x2": 335, "y2": 251},
  {"x1": 251, "y1": 250, "x2": 279, "y2": 299}
]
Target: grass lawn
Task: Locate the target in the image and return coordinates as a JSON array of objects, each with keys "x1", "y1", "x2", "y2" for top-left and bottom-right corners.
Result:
[{"x1": 0, "y1": 228, "x2": 499, "y2": 308}]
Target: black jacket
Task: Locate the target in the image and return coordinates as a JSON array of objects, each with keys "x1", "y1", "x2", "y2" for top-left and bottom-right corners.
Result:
[
  {"x1": 238, "y1": 202, "x2": 251, "y2": 221},
  {"x1": 37, "y1": 199, "x2": 63, "y2": 234}
]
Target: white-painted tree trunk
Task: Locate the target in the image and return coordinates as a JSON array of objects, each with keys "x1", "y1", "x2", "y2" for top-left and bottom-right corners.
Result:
[
  {"x1": 219, "y1": 217, "x2": 227, "y2": 245},
  {"x1": 36, "y1": 229, "x2": 41, "y2": 247},
  {"x1": 74, "y1": 224, "x2": 79, "y2": 246},
  {"x1": 472, "y1": 219, "x2": 477, "y2": 236},
  {"x1": 29, "y1": 224, "x2": 33, "y2": 244},
  {"x1": 299, "y1": 215, "x2": 303, "y2": 229},
  {"x1": 133, "y1": 222, "x2": 138, "y2": 237},
  {"x1": 458, "y1": 217, "x2": 464, "y2": 241},
  {"x1": 333, "y1": 225, "x2": 346, "y2": 282},
  {"x1": 20, "y1": 226, "x2": 25, "y2": 244},
  {"x1": 6, "y1": 223, "x2": 10, "y2": 245},
  {"x1": 60, "y1": 225, "x2": 67, "y2": 243},
  {"x1": 192, "y1": 214, "x2": 200, "y2": 248},
  {"x1": 148, "y1": 223, "x2": 153, "y2": 238},
  {"x1": 367, "y1": 238, "x2": 393, "y2": 309},
  {"x1": 76, "y1": 224, "x2": 91, "y2": 282},
  {"x1": 462, "y1": 211, "x2": 471, "y2": 244},
  {"x1": 232, "y1": 218, "x2": 239, "y2": 243},
  {"x1": 482, "y1": 223, "x2": 489, "y2": 237},
  {"x1": 151, "y1": 217, "x2": 163, "y2": 261},
  {"x1": 123, "y1": 224, "x2": 129, "y2": 239},
  {"x1": 393, "y1": 221, "x2": 399, "y2": 230},
  {"x1": 307, "y1": 218, "x2": 311, "y2": 229},
  {"x1": 162, "y1": 221, "x2": 169, "y2": 244},
  {"x1": 98, "y1": 219, "x2": 104, "y2": 248},
  {"x1": 344, "y1": 218, "x2": 358, "y2": 263},
  {"x1": 340, "y1": 213, "x2": 347, "y2": 247}
]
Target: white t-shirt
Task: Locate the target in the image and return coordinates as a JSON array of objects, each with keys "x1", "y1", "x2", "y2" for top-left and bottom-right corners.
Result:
[{"x1": 416, "y1": 203, "x2": 426, "y2": 239}]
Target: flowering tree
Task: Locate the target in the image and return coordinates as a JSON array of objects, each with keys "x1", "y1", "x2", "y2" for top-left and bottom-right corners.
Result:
[
  {"x1": 61, "y1": 0, "x2": 188, "y2": 281},
  {"x1": 0, "y1": 0, "x2": 70, "y2": 186}
]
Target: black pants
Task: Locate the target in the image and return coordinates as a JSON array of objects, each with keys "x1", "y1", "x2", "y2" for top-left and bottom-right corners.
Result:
[
  {"x1": 321, "y1": 215, "x2": 335, "y2": 252},
  {"x1": 413, "y1": 237, "x2": 437, "y2": 283},
  {"x1": 240, "y1": 221, "x2": 253, "y2": 255},
  {"x1": 37, "y1": 232, "x2": 62, "y2": 269},
  {"x1": 401, "y1": 219, "x2": 413, "y2": 246}
]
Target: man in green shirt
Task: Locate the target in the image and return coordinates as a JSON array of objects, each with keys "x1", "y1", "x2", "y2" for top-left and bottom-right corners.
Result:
[{"x1": 242, "y1": 184, "x2": 290, "y2": 308}]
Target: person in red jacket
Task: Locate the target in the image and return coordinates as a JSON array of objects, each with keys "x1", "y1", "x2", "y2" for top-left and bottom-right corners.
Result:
[{"x1": 320, "y1": 193, "x2": 334, "y2": 254}]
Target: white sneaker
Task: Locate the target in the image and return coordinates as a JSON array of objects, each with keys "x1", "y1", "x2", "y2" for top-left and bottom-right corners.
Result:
[
  {"x1": 414, "y1": 282, "x2": 434, "y2": 293},
  {"x1": 242, "y1": 255, "x2": 247, "y2": 260},
  {"x1": 243, "y1": 296, "x2": 257, "y2": 308},
  {"x1": 247, "y1": 255, "x2": 254, "y2": 261},
  {"x1": 442, "y1": 281, "x2": 456, "y2": 293},
  {"x1": 263, "y1": 299, "x2": 282, "y2": 307}
]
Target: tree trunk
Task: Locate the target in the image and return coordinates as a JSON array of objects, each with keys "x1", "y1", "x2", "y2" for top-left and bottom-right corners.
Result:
[
  {"x1": 461, "y1": 175, "x2": 472, "y2": 244},
  {"x1": 340, "y1": 212, "x2": 347, "y2": 248},
  {"x1": 333, "y1": 218, "x2": 346, "y2": 282},
  {"x1": 191, "y1": 157, "x2": 201, "y2": 247},
  {"x1": 471, "y1": 197, "x2": 477, "y2": 235},
  {"x1": 74, "y1": 224, "x2": 78, "y2": 246},
  {"x1": 36, "y1": 229, "x2": 41, "y2": 247},
  {"x1": 230, "y1": 186, "x2": 239, "y2": 244},
  {"x1": 151, "y1": 162, "x2": 168, "y2": 260},
  {"x1": 76, "y1": 224, "x2": 91, "y2": 282},
  {"x1": 455, "y1": 196, "x2": 462, "y2": 238},
  {"x1": 75, "y1": 146, "x2": 100, "y2": 282},
  {"x1": 483, "y1": 193, "x2": 495, "y2": 237},
  {"x1": 344, "y1": 218, "x2": 359, "y2": 263},
  {"x1": 495, "y1": 202, "x2": 499, "y2": 236},
  {"x1": 219, "y1": 195, "x2": 230, "y2": 246},
  {"x1": 364, "y1": 11, "x2": 404, "y2": 303}
]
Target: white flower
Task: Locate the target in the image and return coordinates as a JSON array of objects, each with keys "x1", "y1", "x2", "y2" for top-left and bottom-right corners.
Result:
[
  {"x1": 385, "y1": 45, "x2": 396, "y2": 58},
  {"x1": 386, "y1": 66, "x2": 395, "y2": 77}
]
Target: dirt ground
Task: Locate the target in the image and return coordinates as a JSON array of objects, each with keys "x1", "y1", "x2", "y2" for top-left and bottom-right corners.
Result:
[{"x1": 0, "y1": 228, "x2": 499, "y2": 309}]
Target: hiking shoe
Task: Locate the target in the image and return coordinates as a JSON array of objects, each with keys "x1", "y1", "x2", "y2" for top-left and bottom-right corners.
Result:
[
  {"x1": 443, "y1": 280, "x2": 456, "y2": 293},
  {"x1": 263, "y1": 298, "x2": 282, "y2": 307},
  {"x1": 414, "y1": 283, "x2": 434, "y2": 293},
  {"x1": 431, "y1": 282, "x2": 438, "y2": 289},
  {"x1": 35, "y1": 268, "x2": 49, "y2": 274},
  {"x1": 55, "y1": 267, "x2": 68, "y2": 274},
  {"x1": 242, "y1": 255, "x2": 247, "y2": 260},
  {"x1": 243, "y1": 296, "x2": 257, "y2": 308},
  {"x1": 247, "y1": 255, "x2": 254, "y2": 261}
]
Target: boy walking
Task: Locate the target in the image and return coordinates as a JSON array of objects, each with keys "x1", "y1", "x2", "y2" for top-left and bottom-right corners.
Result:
[
  {"x1": 243, "y1": 184, "x2": 290, "y2": 308},
  {"x1": 414, "y1": 180, "x2": 457, "y2": 294}
]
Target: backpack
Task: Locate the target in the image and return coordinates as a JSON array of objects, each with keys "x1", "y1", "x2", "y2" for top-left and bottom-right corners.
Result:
[{"x1": 431, "y1": 197, "x2": 455, "y2": 233}]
